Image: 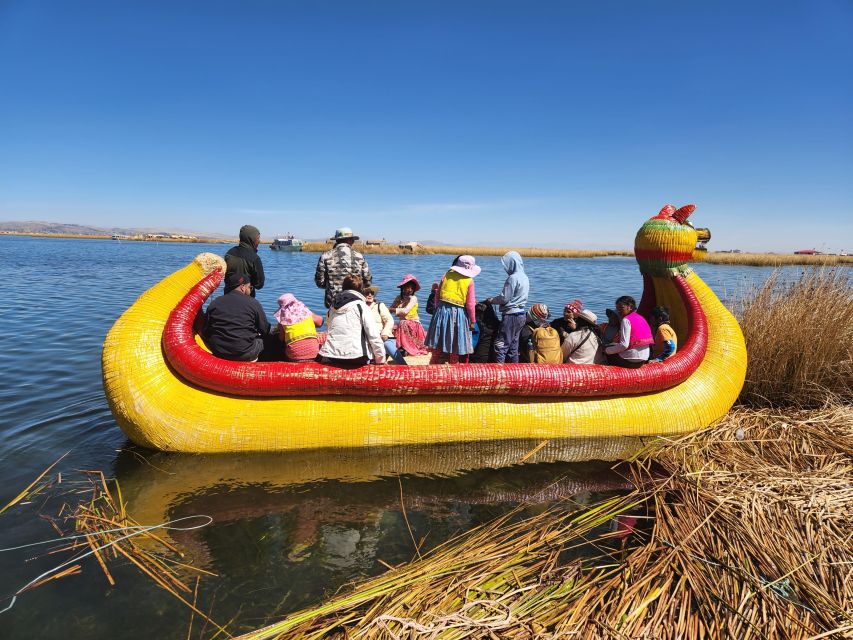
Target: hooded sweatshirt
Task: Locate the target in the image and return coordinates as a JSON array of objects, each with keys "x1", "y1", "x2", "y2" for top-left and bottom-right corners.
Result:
[
  {"x1": 224, "y1": 225, "x2": 265, "y2": 296},
  {"x1": 490, "y1": 251, "x2": 529, "y2": 315},
  {"x1": 318, "y1": 290, "x2": 386, "y2": 363}
]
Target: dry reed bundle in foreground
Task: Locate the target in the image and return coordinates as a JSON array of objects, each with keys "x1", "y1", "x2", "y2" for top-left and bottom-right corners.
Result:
[
  {"x1": 734, "y1": 267, "x2": 852, "y2": 407},
  {"x1": 3, "y1": 471, "x2": 226, "y2": 636},
  {"x1": 238, "y1": 401, "x2": 853, "y2": 639}
]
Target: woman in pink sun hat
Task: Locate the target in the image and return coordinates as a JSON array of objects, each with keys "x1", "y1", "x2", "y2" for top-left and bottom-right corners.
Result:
[
  {"x1": 425, "y1": 255, "x2": 480, "y2": 363},
  {"x1": 274, "y1": 293, "x2": 325, "y2": 362},
  {"x1": 389, "y1": 274, "x2": 429, "y2": 361}
]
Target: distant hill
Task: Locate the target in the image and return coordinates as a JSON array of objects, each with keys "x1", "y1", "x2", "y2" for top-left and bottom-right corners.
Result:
[{"x1": 0, "y1": 220, "x2": 230, "y2": 240}]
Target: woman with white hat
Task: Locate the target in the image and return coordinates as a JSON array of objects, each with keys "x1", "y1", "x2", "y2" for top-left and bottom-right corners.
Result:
[
  {"x1": 425, "y1": 255, "x2": 481, "y2": 363},
  {"x1": 562, "y1": 308, "x2": 607, "y2": 365}
]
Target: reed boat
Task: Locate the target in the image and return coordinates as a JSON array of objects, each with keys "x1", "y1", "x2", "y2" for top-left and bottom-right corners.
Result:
[{"x1": 102, "y1": 205, "x2": 746, "y2": 455}]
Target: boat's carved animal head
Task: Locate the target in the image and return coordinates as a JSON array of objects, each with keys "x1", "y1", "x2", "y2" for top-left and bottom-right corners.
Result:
[{"x1": 635, "y1": 203, "x2": 700, "y2": 277}]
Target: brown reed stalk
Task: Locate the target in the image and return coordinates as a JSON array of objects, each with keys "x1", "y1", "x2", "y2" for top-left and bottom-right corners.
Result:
[
  {"x1": 733, "y1": 267, "x2": 853, "y2": 407},
  {"x1": 237, "y1": 401, "x2": 852, "y2": 640},
  {"x1": 69, "y1": 473, "x2": 229, "y2": 634}
]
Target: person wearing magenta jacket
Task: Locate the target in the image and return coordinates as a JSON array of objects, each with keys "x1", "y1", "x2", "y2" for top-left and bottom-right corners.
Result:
[{"x1": 605, "y1": 295, "x2": 654, "y2": 368}]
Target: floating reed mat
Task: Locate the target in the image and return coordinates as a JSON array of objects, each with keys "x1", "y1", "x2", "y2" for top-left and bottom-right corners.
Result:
[
  {"x1": 239, "y1": 402, "x2": 853, "y2": 640},
  {"x1": 1, "y1": 470, "x2": 226, "y2": 636}
]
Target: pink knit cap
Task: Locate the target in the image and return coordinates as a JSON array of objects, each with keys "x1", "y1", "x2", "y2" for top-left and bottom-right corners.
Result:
[
  {"x1": 564, "y1": 299, "x2": 583, "y2": 315},
  {"x1": 274, "y1": 293, "x2": 312, "y2": 325}
]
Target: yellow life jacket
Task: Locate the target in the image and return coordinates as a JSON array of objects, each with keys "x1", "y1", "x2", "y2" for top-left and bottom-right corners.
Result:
[
  {"x1": 403, "y1": 300, "x2": 419, "y2": 320},
  {"x1": 282, "y1": 316, "x2": 317, "y2": 345},
  {"x1": 439, "y1": 271, "x2": 472, "y2": 307}
]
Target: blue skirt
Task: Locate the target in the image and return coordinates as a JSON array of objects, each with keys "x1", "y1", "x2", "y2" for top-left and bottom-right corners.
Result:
[{"x1": 425, "y1": 302, "x2": 473, "y2": 355}]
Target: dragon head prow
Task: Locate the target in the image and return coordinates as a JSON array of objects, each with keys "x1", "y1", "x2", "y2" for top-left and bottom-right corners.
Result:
[{"x1": 635, "y1": 203, "x2": 700, "y2": 277}]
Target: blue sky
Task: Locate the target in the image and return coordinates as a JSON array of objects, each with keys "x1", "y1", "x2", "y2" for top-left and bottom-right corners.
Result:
[{"x1": 1, "y1": 1, "x2": 851, "y2": 251}]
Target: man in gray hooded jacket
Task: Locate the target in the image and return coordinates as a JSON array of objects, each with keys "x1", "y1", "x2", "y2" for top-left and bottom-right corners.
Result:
[{"x1": 484, "y1": 251, "x2": 529, "y2": 363}]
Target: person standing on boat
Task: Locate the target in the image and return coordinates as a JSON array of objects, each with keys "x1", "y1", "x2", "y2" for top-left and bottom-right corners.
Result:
[
  {"x1": 605, "y1": 295, "x2": 653, "y2": 368},
  {"x1": 204, "y1": 272, "x2": 276, "y2": 362},
  {"x1": 224, "y1": 224, "x2": 265, "y2": 297},
  {"x1": 314, "y1": 227, "x2": 373, "y2": 308},
  {"x1": 425, "y1": 255, "x2": 480, "y2": 363},
  {"x1": 483, "y1": 251, "x2": 529, "y2": 364}
]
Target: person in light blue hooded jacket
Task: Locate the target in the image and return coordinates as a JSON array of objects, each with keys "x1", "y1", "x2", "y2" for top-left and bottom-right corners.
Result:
[{"x1": 484, "y1": 251, "x2": 530, "y2": 363}]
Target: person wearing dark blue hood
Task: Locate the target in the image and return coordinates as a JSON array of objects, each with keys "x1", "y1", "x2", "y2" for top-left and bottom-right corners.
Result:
[
  {"x1": 224, "y1": 224, "x2": 265, "y2": 297},
  {"x1": 484, "y1": 251, "x2": 529, "y2": 363}
]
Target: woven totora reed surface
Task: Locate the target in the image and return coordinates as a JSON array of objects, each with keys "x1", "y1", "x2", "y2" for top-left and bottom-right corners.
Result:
[{"x1": 238, "y1": 400, "x2": 853, "y2": 640}]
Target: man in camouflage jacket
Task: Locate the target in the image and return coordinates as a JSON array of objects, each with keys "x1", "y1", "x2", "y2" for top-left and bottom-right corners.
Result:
[{"x1": 314, "y1": 227, "x2": 373, "y2": 308}]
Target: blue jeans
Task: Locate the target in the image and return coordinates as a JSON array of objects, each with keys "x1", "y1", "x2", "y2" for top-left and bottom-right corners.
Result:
[
  {"x1": 493, "y1": 312, "x2": 526, "y2": 363},
  {"x1": 384, "y1": 338, "x2": 407, "y2": 365}
]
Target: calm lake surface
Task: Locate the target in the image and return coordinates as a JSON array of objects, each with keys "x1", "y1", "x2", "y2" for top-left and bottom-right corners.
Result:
[{"x1": 0, "y1": 236, "x2": 804, "y2": 638}]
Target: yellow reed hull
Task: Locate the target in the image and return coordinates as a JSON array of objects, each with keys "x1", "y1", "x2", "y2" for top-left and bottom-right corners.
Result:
[{"x1": 102, "y1": 258, "x2": 746, "y2": 454}]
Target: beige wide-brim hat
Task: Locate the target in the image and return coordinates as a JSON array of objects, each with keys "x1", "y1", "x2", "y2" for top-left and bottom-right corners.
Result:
[
  {"x1": 577, "y1": 309, "x2": 598, "y2": 324},
  {"x1": 330, "y1": 227, "x2": 359, "y2": 242}
]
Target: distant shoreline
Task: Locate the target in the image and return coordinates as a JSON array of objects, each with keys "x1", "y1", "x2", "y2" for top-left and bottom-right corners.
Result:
[{"x1": 3, "y1": 231, "x2": 852, "y2": 265}]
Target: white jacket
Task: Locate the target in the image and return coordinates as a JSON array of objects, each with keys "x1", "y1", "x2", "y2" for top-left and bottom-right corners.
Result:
[{"x1": 319, "y1": 290, "x2": 386, "y2": 363}]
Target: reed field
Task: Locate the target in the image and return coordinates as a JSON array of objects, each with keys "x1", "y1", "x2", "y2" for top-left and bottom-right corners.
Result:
[
  {"x1": 300, "y1": 241, "x2": 632, "y2": 259},
  {"x1": 703, "y1": 252, "x2": 853, "y2": 267},
  {"x1": 734, "y1": 267, "x2": 853, "y2": 406}
]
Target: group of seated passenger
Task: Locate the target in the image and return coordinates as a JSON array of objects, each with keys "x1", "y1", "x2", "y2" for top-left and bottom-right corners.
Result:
[{"x1": 204, "y1": 241, "x2": 676, "y2": 369}]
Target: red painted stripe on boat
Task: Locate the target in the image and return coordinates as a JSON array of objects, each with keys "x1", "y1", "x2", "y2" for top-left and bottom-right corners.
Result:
[
  {"x1": 162, "y1": 271, "x2": 708, "y2": 397},
  {"x1": 634, "y1": 248, "x2": 694, "y2": 262}
]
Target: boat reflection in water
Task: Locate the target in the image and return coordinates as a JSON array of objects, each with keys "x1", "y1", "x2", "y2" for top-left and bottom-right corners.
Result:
[{"x1": 114, "y1": 438, "x2": 633, "y2": 595}]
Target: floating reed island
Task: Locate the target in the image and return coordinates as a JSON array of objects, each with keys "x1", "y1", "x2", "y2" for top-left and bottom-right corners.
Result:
[
  {"x1": 237, "y1": 267, "x2": 852, "y2": 640},
  {"x1": 297, "y1": 241, "x2": 853, "y2": 265},
  {"x1": 299, "y1": 241, "x2": 633, "y2": 259}
]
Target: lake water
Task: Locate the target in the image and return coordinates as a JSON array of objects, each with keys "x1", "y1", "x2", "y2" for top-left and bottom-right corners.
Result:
[{"x1": 0, "y1": 236, "x2": 801, "y2": 638}]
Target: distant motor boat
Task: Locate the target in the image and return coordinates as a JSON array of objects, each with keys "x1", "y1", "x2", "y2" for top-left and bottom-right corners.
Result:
[{"x1": 270, "y1": 235, "x2": 304, "y2": 252}]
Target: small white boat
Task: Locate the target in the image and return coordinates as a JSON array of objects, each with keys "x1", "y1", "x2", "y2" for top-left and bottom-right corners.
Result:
[{"x1": 270, "y1": 234, "x2": 304, "y2": 252}]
